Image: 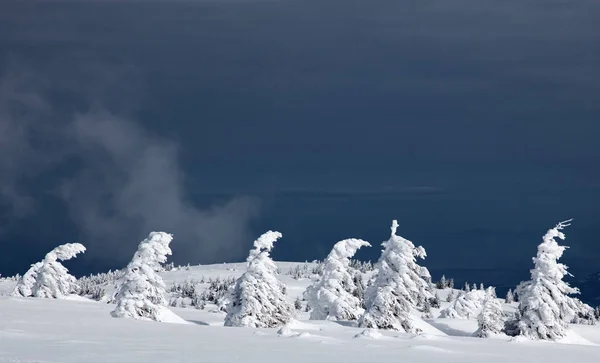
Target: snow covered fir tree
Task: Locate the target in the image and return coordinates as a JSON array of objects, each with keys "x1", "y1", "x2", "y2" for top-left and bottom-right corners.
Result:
[
  {"x1": 304, "y1": 238, "x2": 371, "y2": 321},
  {"x1": 111, "y1": 232, "x2": 174, "y2": 322},
  {"x1": 13, "y1": 243, "x2": 86, "y2": 299},
  {"x1": 514, "y1": 220, "x2": 581, "y2": 340},
  {"x1": 224, "y1": 231, "x2": 294, "y2": 328},
  {"x1": 359, "y1": 220, "x2": 432, "y2": 333},
  {"x1": 474, "y1": 287, "x2": 504, "y2": 338}
]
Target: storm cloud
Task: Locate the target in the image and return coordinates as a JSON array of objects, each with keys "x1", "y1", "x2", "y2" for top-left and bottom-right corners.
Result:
[
  {"x1": 1, "y1": 0, "x2": 600, "y2": 279},
  {"x1": 0, "y1": 61, "x2": 260, "y2": 270}
]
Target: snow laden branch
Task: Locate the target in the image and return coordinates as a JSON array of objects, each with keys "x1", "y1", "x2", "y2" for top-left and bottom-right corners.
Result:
[
  {"x1": 111, "y1": 232, "x2": 174, "y2": 322},
  {"x1": 304, "y1": 238, "x2": 371, "y2": 321},
  {"x1": 515, "y1": 219, "x2": 579, "y2": 340},
  {"x1": 13, "y1": 243, "x2": 86, "y2": 299},
  {"x1": 359, "y1": 220, "x2": 432, "y2": 333},
  {"x1": 225, "y1": 230, "x2": 294, "y2": 328}
]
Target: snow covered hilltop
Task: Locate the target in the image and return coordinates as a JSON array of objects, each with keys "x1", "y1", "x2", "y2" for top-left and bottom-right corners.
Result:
[{"x1": 1, "y1": 220, "x2": 600, "y2": 362}]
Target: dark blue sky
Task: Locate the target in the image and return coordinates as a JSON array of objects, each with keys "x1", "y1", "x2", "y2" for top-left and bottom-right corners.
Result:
[{"x1": 1, "y1": 0, "x2": 599, "y2": 289}]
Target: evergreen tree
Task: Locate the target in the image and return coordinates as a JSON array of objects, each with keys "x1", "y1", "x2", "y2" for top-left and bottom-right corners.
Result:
[
  {"x1": 32, "y1": 243, "x2": 86, "y2": 299},
  {"x1": 353, "y1": 271, "x2": 366, "y2": 306},
  {"x1": 111, "y1": 232, "x2": 173, "y2": 321},
  {"x1": 448, "y1": 278, "x2": 455, "y2": 289},
  {"x1": 294, "y1": 297, "x2": 303, "y2": 311},
  {"x1": 505, "y1": 289, "x2": 515, "y2": 304},
  {"x1": 359, "y1": 220, "x2": 431, "y2": 332},
  {"x1": 516, "y1": 220, "x2": 579, "y2": 340},
  {"x1": 304, "y1": 238, "x2": 371, "y2": 321},
  {"x1": 479, "y1": 283, "x2": 484, "y2": 290},
  {"x1": 421, "y1": 298, "x2": 433, "y2": 319},
  {"x1": 225, "y1": 231, "x2": 294, "y2": 328},
  {"x1": 429, "y1": 292, "x2": 441, "y2": 308},
  {"x1": 475, "y1": 287, "x2": 504, "y2": 337},
  {"x1": 446, "y1": 289, "x2": 455, "y2": 302},
  {"x1": 437, "y1": 275, "x2": 447, "y2": 289},
  {"x1": 464, "y1": 281, "x2": 470, "y2": 291}
]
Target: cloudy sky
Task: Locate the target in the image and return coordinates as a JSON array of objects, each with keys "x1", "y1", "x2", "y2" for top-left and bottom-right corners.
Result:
[{"x1": 1, "y1": 0, "x2": 599, "y2": 283}]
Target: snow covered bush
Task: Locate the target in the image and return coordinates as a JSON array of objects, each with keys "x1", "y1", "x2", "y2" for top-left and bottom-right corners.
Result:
[
  {"x1": 29, "y1": 243, "x2": 86, "y2": 299},
  {"x1": 224, "y1": 231, "x2": 294, "y2": 328},
  {"x1": 474, "y1": 288, "x2": 504, "y2": 337},
  {"x1": 515, "y1": 220, "x2": 580, "y2": 340},
  {"x1": 569, "y1": 298, "x2": 597, "y2": 325},
  {"x1": 78, "y1": 269, "x2": 123, "y2": 301},
  {"x1": 359, "y1": 220, "x2": 432, "y2": 333},
  {"x1": 111, "y1": 232, "x2": 173, "y2": 321},
  {"x1": 304, "y1": 238, "x2": 371, "y2": 321},
  {"x1": 439, "y1": 289, "x2": 486, "y2": 319}
]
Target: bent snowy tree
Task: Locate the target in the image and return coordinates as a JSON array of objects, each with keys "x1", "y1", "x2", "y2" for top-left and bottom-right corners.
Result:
[
  {"x1": 111, "y1": 232, "x2": 173, "y2": 322},
  {"x1": 515, "y1": 220, "x2": 579, "y2": 340},
  {"x1": 29, "y1": 243, "x2": 86, "y2": 299},
  {"x1": 304, "y1": 238, "x2": 371, "y2": 321},
  {"x1": 359, "y1": 220, "x2": 431, "y2": 333},
  {"x1": 225, "y1": 231, "x2": 294, "y2": 328}
]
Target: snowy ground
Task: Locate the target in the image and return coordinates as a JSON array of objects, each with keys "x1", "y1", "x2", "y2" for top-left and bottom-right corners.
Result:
[{"x1": 1, "y1": 262, "x2": 600, "y2": 363}]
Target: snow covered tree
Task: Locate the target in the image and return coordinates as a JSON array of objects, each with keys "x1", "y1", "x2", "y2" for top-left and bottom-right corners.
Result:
[
  {"x1": 464, "y1": 281, "x2": 470, "y2": 291},
  {"x1": 475, "y1": 287, "x2": 504, "y2": 337},
  {"x1": 505, "y1": 289, "x2": 515, "y2": 304},
  {"x1": 515, "y1": 220, "x2": 579, "y2": 340},
  {"x1": 12, "y1": 262, "x2": 43, "y2": 297},
  {"x1": 225, "y1": 231, "x2": 294, "y2": 328},
  {"x1": 437, "y1": 275, "x2": 447, "y2": 289},
  {"x1": 353, "y1": 271, "x2": 366, "y2": 304},
  {"x1": 421, "y1": 298, "x2": 433, "y2": 319},
  {"x1": 446, "y1": 289, "x2": 455, "y2": 302},
  {"x1": 305, "y1": 238, "x2": 371, "y2": 321},
  {"x1": 111, "y1": 232, "x2": 173, "y2": 321},
  {"x1": 448, "y1": 278, "x2": 455, "y2": 289},
  {"x1": 31, "y1": 243, "x2": 86, "y2": 299},
  {"x1": 358, "y1": 220, "x2": 431, "y2": 333},
  {"x1": 430, "y1": 292, "x2": 441, "y2": 308},
  {"x1": 479, "y1": 283, "x2": 484, "y2": 290}
]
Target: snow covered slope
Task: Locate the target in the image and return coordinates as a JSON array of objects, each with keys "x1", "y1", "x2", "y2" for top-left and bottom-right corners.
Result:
[{"x1": 1, "y1": 262, "x2": 600, "y2": 363}]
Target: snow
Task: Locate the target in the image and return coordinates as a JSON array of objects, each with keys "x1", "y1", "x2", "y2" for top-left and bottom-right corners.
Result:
[{"x1": 1, "y1": 262, "x2": 600, "y2": 362}]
